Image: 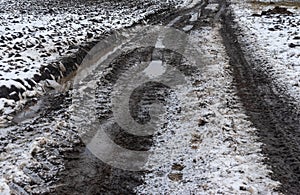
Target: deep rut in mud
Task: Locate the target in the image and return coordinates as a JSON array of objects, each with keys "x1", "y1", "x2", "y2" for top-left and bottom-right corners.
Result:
[
  {"x1": 219, "y1": 1, "x2": 300, "y2": 194},
  {"x1": 54, "y1": 47, "x2": 197, "y2": 193},
  {"x1": 53, "y1": 2, "x2": 211, "y2": 194},
  {"x1": 3, "y1": 0, "x2": 300, "y2": 194}
]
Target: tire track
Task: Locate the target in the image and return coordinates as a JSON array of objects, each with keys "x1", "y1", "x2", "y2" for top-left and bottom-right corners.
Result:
[
  {"x1": 219, "y1": 1, "x2": 300, "y2": 194},
  {"x1": 53, "y1": 2, "x2": 210, "y2": 193}
]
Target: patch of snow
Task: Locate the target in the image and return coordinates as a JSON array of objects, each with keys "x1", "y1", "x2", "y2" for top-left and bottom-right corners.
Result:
[
  {"x1": 190, "y1": 12, "x2": 198, "y2": 22},
  {"x1": 155, "y1": 37, "x2": 166, "y2": 48},
  {"x1": 167, "y1": 16, "x2": 183, "y2": 27},
  {"x1": 205, "y1": 3, "x2": 220, "y2": 12},
  {"x1": 0, "y1": 179, "x2": 10, "y2": 195},
  {"x1": 230, "y1": 0, "x2": 300, "y2": 102}
]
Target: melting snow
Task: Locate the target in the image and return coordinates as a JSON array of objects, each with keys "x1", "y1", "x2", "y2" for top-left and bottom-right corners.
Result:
[
  {"x1": 135, "y1": 25, "x2": 280, "y2": 194},
  {"x1": 183, "y1": 25, "x2": 194, "y2": 31},
  {"x1": 230, "y1": 0, "x2": 300, "y2": 102},
  {"x1": 0, "y1": 0, "x2": 193, "y2": 123}
]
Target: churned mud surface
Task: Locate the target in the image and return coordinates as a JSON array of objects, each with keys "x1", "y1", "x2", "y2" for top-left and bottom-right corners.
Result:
[
  {"x1": 0, "y1": 0, "x2": 183, "y2": 124},
  {"x1": 1, "y1": 0, "x2": 300, "y2": 194}
]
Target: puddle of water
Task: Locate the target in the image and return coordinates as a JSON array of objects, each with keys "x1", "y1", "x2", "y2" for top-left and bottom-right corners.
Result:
[
  {"x1": 183, "y1": 25, "x2": 194, "y2": 32},
  {"x1": 143, "y1": 60, "x2": 166, "y2": 79}
]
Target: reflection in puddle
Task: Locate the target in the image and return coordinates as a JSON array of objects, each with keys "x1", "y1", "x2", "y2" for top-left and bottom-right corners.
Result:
[{"x1": 143, "y1": 60, "x2": 166, "y2": 79}]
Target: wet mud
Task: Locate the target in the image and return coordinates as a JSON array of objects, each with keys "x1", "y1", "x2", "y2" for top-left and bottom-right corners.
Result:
[
  {"x1": 219, "y1": 1, "x2": 300, "y2": 194},
  {"x1": 53, "y1": 44, "x2": 196, "y2": 193},
  {"x1": 3, "y1": 0, "x2": 300, "y2": 194}
]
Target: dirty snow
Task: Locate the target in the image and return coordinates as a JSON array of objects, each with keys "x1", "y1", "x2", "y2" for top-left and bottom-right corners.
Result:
[
  {"x1": 135, "y1": 24, "x2": 280, "y2": 194},
  {"x1": 230, "y1": 0, "x2": 300, "y2": 102},
  {"x1": 0, "y1": 0, "x2": 202, "y2": 191},
  {"x1": 0, "y1": 0, "x2": 193, "y2": 126}
]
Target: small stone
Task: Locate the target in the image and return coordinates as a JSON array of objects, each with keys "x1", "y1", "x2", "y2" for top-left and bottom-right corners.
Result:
[
  {"x1": 288, "y1": 43, "x2": 299, "y2": 48},
  {"x1": 252, "y1": 13, "x2": 261, "y2": 17},
  {"x1": 191, "y1": 145, "x2": 198, "y2": 149},
  {"x1": 268, "y1": 28, "x2": 275, "y2": 31},
  {"x1": 39, "y1": 138, "x2": 46, "y2": 145},
  {"x1": 248, "y1": 186, "x2": 258, "y2": 194}
]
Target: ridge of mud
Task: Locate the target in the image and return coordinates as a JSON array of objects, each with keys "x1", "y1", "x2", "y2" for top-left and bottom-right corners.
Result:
[{"x1": 0, "y1": 5, "x2": 175, "y2": 102}]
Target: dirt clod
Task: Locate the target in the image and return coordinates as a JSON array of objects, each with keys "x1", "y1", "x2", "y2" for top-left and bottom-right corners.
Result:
[
  {"x1": 168, "y1": 173, "x2": 183, "y2": 182},
  {"x1": 171, "y1": 163, "x2": 185, "y2": 171}
]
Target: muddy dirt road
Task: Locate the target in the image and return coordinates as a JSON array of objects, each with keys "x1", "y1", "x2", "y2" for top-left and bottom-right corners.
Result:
[
  {"x1": 219, "y1": 1, "x2": 300, "y2": 194},
  {"x1": 1, "y1": 0, "x2": 300, "y2": 194}
]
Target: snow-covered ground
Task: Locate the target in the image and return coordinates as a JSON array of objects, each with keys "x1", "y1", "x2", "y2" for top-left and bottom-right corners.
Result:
[
  {"x1": 135, "y1": 24, "x2": 280, "y2": 194},
  {"x1": 230, "y1": 0, "x2": 300, "y2": 102},
  {"x1": 1, "y1": 0, "x2": 298, "y2": 194},
  {"x1": 0, "y1": 1, "x2": 201, "y2": 194},
  {"x1": 0, "y1": 0, "x2": 191, "y2": 126},
  {"x1": 0, "y1": 179, "x2": 10, "y2": 194}
]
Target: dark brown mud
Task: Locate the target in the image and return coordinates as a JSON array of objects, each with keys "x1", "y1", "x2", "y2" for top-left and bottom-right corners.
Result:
[
  {"x1": 1, "y1": 1, "x2": 206, "y2": 193},
  {"x1": 219, "y1": 1, "x2": 300, "y2": 194}
]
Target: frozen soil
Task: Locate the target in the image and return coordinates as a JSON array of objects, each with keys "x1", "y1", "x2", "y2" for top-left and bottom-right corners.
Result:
[
  {"x1": 136, "y1": 1, "x2": 280, "y2": 194},
  {"x1": 0, "y1": 92, "x2": 83, "y2": 194},
  {"x1": 1, "y1": 0, "x2": 300, "y2": 194},
  {"x1": 55, "y1": 0, "x2": 281, "y2": 194},
  {"x1": 0, "y1": 0, "x2": 187, "y2": 125},
  {"x1": 136, "y1": 24, "x2": 278, "y2": 195},
  {"x1": 0, "y1": 0, "x2": 191, "y2": 194},
  {"x1": 223, "y1": 0, "x2": 300, "y2": 194},
  {"x1": 230, "y1": 0, "x2": 300, "y2": 102}
]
